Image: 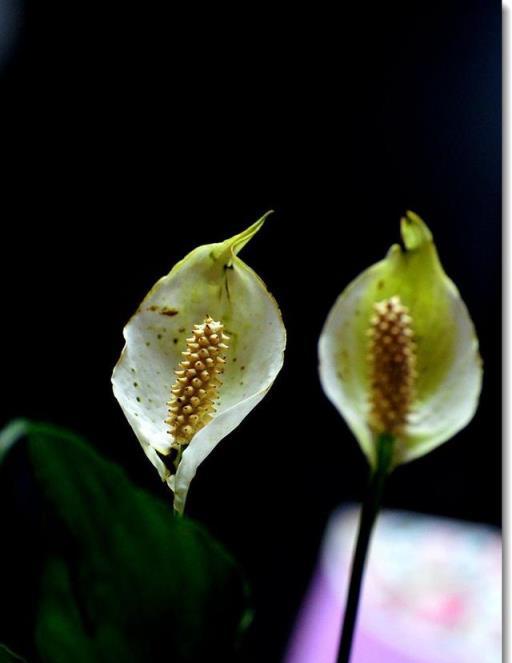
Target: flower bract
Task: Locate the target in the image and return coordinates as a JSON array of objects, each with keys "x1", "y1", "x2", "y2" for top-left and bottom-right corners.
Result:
[
  {"x1": 318, "y1": 211, "x2": 482, "y2": 467},
  {"x1": 112, "y1": 213, "x2": 286, "y2": 513}
]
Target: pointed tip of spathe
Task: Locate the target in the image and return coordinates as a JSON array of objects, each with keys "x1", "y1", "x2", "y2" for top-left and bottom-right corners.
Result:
[
  {"x1": 245, "y1": 209, "x2": 275, "y2": 234},
  {"x1": 259, "y1": 208, "x2": 275, "y2": 220},
  {"x1": 400, "y1": 209, "x2": 433, "y2": 251},
  {"x1": 230, "y1": 210, "x2": 275, "y2": 256}
]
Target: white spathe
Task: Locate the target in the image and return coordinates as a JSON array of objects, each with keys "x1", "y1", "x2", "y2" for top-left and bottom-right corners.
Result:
[
  {"x1": 318, "y1": 212, "x2": 482, "y2": 467},
  {"x1": 112, "y1": 214, "x2": 286, "y2": 513}
]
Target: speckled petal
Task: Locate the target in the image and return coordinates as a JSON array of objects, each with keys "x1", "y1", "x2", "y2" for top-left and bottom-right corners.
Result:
[{"x1": 112, "y1": 214, "x2": 286, "y2": 513}]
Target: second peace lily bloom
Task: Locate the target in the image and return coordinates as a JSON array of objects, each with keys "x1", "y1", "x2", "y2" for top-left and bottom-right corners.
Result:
[
  {"x1": 112, "y1": 213, "x2": 286, "y2": 514},
  {"x1": 319, "y1": 211, "x2": 482, "y2": 468}
]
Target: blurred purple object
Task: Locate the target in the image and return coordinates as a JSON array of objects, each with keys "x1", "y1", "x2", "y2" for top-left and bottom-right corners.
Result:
[{"x1": 285, "y1": 509, "x2": 501, "y2": 663}]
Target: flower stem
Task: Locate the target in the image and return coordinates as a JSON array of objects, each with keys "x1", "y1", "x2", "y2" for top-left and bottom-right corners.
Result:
[{"x1": 336, "y1": 433, "x2": 395, "y2": 663}]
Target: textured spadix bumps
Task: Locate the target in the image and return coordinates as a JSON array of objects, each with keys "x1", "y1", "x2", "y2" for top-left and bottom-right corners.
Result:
[
  {"x1": 367, "y1": 296, "x2": 416, "y2": 438},
  {"x1": 319, "y1": 211, "x2": 482, "y2": 468},
  {"x1": 112, "y1": 214, "x2": 286, "y2": 513},
  {"x1": 166, "y1": 317, "x2": 229, "y2": 446}
]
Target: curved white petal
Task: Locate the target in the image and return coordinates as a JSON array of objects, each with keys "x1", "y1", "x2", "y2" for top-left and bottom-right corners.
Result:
[
  {"x1": 402, "y1": 280, "x2": 482, "y2": 462},
  {"x1": 170, "y1": 390, "x2": 269, "y2": 513},
  {"x1": 112, "y1": 216, "x2": 286, "y2": 512},
  {"x1": 318, "y1": 264, "x2": 381, "y2": 466}
]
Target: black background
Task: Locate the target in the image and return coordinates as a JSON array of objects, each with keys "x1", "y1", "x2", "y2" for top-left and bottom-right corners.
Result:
[{"x1": 1, "y1": 2, "x2": 501, "y2": 661}]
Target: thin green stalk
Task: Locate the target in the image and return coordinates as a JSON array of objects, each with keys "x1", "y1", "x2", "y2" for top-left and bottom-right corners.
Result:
[{"x1": 336, "y1": 433, "x2": 394, "y2": 663}]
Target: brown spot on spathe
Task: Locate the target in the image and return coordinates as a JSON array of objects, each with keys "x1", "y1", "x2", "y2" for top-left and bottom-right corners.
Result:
[{"x1": 147, "y1": 305, "x2": 179, "y2": 316}]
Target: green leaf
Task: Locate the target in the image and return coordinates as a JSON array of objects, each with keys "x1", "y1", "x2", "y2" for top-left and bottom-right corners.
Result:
[
  {"x1": 0, "y1": 420, "x2": 250, "y2": 663},
  {"x1": 0, "y1": 645, "x2": 26, "y2": 662}
]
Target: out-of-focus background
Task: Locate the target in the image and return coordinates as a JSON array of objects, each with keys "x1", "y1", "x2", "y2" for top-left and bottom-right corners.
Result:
[{"x1": 1, "y1": 2, "x2": 500, "y2": 661}]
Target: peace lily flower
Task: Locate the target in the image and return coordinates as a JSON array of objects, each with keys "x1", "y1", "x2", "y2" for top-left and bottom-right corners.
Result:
[
  {"x1": 112, "y1": 213, "x2": 286, "y2": 514},
  {"x1": 319, "y1": 211, "x2": 482, "y2": 468}
]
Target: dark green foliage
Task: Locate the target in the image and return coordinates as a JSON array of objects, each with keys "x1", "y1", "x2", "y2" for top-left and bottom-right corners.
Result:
[
  {"x1": 0, "y1": 421, "x2": 249, "y2": 662},
  {"x1": 0, "y1": 645, "x2": 26, "y2": 662}
]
